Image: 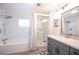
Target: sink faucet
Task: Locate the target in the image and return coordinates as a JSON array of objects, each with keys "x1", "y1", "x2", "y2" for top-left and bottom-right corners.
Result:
[{"x1": 65, "y1": 34, "x2": 72, "y2": 38}]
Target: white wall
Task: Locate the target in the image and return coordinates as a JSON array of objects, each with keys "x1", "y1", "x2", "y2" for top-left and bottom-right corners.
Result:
[
  {"x1": 48, "y1": 11, "x2": 62, "y2": 36},
  {"x1": 0, "y1": 4, "x2": 34, "y2": 54},
  {"x1": 4, "y1": 10, "x2": 34, "y2": 49},
  {"x1": 5, "y1": 15, "x2": 29, "y2": 42}
]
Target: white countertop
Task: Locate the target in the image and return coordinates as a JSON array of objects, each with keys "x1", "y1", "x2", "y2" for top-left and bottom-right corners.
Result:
[{"x1": 48, "y1": 34, "x2": 79, "y2": 50}]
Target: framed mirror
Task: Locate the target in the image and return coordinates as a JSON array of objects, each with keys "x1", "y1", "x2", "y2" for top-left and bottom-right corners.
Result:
[{"x1": 62, "y1": 6, "x2": 79, "y2": 39}]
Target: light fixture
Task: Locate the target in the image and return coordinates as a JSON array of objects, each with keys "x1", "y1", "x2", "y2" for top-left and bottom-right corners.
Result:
[{"x1": 36, "y1": 3, "x2": 41, "y2": 6}]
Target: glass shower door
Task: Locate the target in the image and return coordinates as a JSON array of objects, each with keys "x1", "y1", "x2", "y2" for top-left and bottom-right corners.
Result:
[{"x1": 37, "y1": 15, "x2": 48, "y2": 47}]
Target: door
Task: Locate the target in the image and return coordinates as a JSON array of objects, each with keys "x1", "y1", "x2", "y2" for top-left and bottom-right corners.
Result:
[{"x1": 37, "y1": 15, "x2": 49, "y2": 47}]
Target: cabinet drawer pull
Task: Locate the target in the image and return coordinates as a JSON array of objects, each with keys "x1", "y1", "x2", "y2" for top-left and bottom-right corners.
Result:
[
  {"x1": 55, "y1": 47, "x2": 60, "y2": 54},
  {"x1": 73, "y1": 52, "x2": 79, "y2": 55}
]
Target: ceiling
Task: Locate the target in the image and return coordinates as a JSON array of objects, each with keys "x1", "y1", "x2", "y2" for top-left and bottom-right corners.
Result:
[
  {"x1": 0, "y1": 3, "x2": 67, "y2": 14},
  {"x1": 34, "y1": 3, "x2": 67, "y2": 14}
]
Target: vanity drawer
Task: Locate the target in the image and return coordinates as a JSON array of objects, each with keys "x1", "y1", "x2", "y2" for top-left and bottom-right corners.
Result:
[
  {"x1": 70, "y1": 47, "x2": 79, "y2": 55},
  {"x1": 48, "y1": 43, "x2": 54, "y2": 55},
  {"x1": 48, "y1": 37, "x2": 69, "y2": 52},
  {"x1": 53, "y1": 44, "x2": 69, "y2": 55}
]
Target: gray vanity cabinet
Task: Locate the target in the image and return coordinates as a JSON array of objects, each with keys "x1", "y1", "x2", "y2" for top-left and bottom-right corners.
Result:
[
  {"x1": 53, "y1": 44, "x2": 69, "y2": 55},
  {"x1": 47, "y1": 37, "x2": 69, "y2": 55},
  {"x1": 48, "y1": 37, "x2": 79, "y2": 55},
  {"x1": 70, "y1": 47, "x2": 79, "y2": 55}
]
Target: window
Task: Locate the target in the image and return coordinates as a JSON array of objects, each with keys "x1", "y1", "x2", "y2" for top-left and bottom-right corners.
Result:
[{"x1": 19, "y1": 19, "x2": 30, "y2": 27}]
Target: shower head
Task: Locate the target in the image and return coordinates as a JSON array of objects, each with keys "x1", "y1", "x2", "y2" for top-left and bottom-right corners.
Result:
[
  {"x1": 5, "y1": 16, "x2": 12, "y2": 19},
  {"x1": 0, "y1": 15, "x2": 12, "y2": 19}
]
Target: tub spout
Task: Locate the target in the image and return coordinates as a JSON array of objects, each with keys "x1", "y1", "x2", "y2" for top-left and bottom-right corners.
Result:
[{"x1": 2, "y1": 38, "x2": 8, "y2": 44}]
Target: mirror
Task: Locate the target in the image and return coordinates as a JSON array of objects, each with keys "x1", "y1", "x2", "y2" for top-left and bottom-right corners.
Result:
[{"x1": 62, "y1": 6, "x2": 79, "y2": 39}]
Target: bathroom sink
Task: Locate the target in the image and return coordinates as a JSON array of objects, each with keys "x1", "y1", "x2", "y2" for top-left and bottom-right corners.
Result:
[{"x1": 63, "y1": 35, "x2": 79, "y2": 40}]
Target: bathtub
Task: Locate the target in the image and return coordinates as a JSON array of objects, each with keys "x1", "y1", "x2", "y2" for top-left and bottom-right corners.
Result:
[{"x1": 0, "y1": 39, "x2": 30, "y2": 55}]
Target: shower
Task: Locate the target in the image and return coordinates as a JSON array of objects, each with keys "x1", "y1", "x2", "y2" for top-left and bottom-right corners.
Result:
[
  {"x1": 34, "y1": 13, "x2": 50, "y2": 48},
  {"x1": 0, "y1": 15, "x2": 13, "y2": 44}
]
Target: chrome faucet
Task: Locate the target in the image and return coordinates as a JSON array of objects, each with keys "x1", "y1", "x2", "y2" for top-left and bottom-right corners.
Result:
[
  {"x1": 65, "y1": 34, "x2": 72, "y2": 38},
  {"x1": 2, "y1": 38, "x2": 8, "y2": 41},
  {"x1": 2, "y1": 38, "x2": 8, "y2": 44}
]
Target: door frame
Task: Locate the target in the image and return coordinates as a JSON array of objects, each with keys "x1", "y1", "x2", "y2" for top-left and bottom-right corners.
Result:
[{"x1": 31, "y1": 13, "x2": 50, "y2": 49}]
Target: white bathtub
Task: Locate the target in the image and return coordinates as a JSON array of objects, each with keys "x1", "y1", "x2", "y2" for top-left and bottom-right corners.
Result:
[{"x1": 0, "y1": 39, "x2": 30, "y2": 55}]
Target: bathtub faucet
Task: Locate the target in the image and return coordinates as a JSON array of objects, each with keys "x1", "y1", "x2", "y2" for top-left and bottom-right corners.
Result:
[
  {"x1": 2, "y1": 38, "x2": 8, "y2": 44},
  {"x1": 2, "y1": 38, "x2": 8, "y2": 41}
]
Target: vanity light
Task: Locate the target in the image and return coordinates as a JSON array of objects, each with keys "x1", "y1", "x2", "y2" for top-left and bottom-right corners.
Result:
[{"x1": 71, "y1": 10, "x2": 78, "y2": 14}]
